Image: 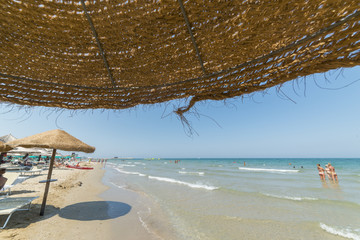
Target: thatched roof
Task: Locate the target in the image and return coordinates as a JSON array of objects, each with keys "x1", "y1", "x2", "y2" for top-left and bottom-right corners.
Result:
[
  {"x1": 6, "y1": 146, "x2": 42, "y2": 155},
  {"x1": 0, "y1": 141, "x2": 12, "y2": 152},
  {"x1": 0, "y1": 133, "x2": 55, "y2": 155},
  {"x1": 7, "y1": 129, "x2": 95, "y2": 153},
  {"x1": 1, "y1": 1, "x2": 359, "y2": 114},
  {"x1": 0, "y1": 134, "x2": 17, "y2": 143}
]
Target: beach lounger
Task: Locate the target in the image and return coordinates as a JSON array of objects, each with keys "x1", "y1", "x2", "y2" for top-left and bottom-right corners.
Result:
[
  {"x1": 1, "y1": 172, "x2": 28, "y2": 195},
  {"x1": 0, "y1": 165, "x2": 27, "y2": 171},
  {"x1": 0, "y1": 196, "x2": 39, "y2": 229},
  {"x1": 20, "y1": 167, "x2": 43, "y2": 176}
]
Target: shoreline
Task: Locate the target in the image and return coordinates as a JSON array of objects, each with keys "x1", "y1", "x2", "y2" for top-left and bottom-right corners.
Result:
[
  {"x1": 102, "y1": 166, "x2": 181, "y2": 240},
  {"x1": 0, "y1": 163, "x2": 113, "y2": 240}
]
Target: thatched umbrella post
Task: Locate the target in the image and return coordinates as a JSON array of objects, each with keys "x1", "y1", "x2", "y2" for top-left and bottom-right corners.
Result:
[{"x1": 40, "y1": 148, "x2": 57, "y2": 216}]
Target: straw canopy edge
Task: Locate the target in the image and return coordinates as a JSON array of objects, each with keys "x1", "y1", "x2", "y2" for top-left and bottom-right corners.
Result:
[
  {"x1": 0, "y1": 141, "x2": 13, "y2": 152},
  {"x1": 7, "y1": 129, "x2": 95, "y2": 153}
]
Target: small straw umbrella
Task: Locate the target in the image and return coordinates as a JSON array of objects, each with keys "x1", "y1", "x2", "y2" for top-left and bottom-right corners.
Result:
[
  {"x1": 0, "y1": 141, "x2": 13, "y2": 152},
  {"x1": 7, "y1": 129, "x2": 95, "y2": 216},
  {"x1": 0, "y1": 142, "x2": 13, "y2": 163}
]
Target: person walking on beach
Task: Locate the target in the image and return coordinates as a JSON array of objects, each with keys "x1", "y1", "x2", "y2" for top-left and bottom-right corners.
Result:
[
  {"x1": 317, "y1": 164, "x2": 325, "y2": 180},
  {"x1": 328, "y1": 163, "x2": 338, "y2": 181}
]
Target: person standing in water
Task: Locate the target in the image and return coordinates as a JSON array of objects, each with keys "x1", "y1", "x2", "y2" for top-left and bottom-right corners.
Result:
[
  {"x1": 325, "y1": 164, "x2": 332, "y2": 180},
  {"x1": 317, "y1": 164, "x2": 325, "y2": 180},
  {"x1": 328, "y1": 163, "x2": 338, "y2": 181}
]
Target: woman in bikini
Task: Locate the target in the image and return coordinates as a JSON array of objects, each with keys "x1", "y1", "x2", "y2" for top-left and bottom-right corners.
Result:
[
  {"x1": 328, "y1": 163, "x2": 338, "y2": 181},
  {"x1": 317, "y1": 164, "x2": 325, "y2": 180},
  {"x1": 325, "y1": 164, "x2": 332, "y2": 180}
]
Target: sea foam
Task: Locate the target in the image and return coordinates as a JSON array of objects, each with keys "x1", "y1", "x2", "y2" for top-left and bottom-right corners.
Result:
[
  {"x1": 134, "y1": 162, "x2": 146, "y2": 165},
  {"x1": 238, "y1": 167, "x2": 299, "y2": 173},
  {"x1": 109, "y1": 181, "x2": 126, "y2": 189},
  {"x1": 115, "y1": 168, "x2": 146, "y2": 177},
  {"x1": 320, "y1": 223, "x2": 360, "y2": 240},
  {"x1": 114, "y1": 168, "x2": 217, "y2": 190},
  {"x1": 118, "y1": 164, "x2": 136, "y2": 167},
  {"x1": 178, "y1": 171, "x2": 205, "y2": 176},
  {"x1": 263, "y1": 193, "x2": 318, "y2": 201},
  {"x1": 148, "y1": 176, "x2": 218, "y2": 190}
]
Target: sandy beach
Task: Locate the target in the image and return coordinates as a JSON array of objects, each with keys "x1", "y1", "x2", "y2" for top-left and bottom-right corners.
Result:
[
  {"x1": 0, "y1": 163, "x2": 113, "y2": 240},
  {"x1": 0, "y1": 161, "x2": 175, "y2": 240}
]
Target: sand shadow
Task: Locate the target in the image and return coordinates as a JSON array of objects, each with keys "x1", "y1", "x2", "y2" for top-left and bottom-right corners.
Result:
[
  {"x1": 0, "y1": 190, "x2": 37, "y2": 196},
  {"x1": 0, "y1": 203, "x2": 59, "y2": 229},
  {"x1": 59, "y1": 201, "x2": 131, "y2": 221}
]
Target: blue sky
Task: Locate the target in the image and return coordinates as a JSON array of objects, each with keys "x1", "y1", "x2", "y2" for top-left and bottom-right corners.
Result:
[{"x1": 1, "y1": 66, "x2": 360, "y2": 159}]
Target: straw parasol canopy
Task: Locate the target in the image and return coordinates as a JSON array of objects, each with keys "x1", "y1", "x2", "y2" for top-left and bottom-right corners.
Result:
[
  {"x1": 7, "y1": 129, "x2": 95, "y2": 153},
  {"x1": 0, "y1": 1, "x2": 359, "y2": 115},
  {"x1": 0, "y1": 134, "x2": 17, "y2": 143},
  {"x1": 0, "y1": 141, "x2": 12, "y2": 152},
  {"x1": 7, "y1": 129, "x2": 95, "y2": 216},
  {"x1": 6, "y1": 147, "x2": 42, "y2": 156}
]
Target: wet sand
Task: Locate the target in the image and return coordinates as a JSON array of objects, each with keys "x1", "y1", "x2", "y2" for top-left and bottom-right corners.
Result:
[{"x1": 101, "y1": 166, "x2": 180, "y2": 240}]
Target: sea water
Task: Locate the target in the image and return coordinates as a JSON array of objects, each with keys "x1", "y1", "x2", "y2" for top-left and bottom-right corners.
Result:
[{"x1": 103, "y1": 158, "x2": 360, "y2": 240}]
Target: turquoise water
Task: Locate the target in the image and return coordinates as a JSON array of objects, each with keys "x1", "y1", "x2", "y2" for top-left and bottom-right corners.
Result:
[{"x1": 105, "y1": 158, "x2": 360, "y2": 240}]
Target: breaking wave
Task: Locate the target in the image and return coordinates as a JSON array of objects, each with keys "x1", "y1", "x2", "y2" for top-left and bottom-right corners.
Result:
[
  {"x1": 238, "y1": 167, "x2": 299, "y2": 173},
  {"x1": 320, "y1": 223, "x2": 360, "y2": 240},
  {"x1": 263, "y1": 193, "x2": 318, "y2": 201},
  {"x1": 148, "y1": 176, "x2": 218, "y2": 190},
  {"x1": 178, "y1": 171, "x2": 205, "y2": 176},
  {"x1": 115, "y1": 168, "x2": 146, "y2": 177}
]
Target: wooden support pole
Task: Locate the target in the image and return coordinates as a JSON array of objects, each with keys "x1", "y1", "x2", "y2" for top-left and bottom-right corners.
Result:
[{"x1": 39, "y1": 148, "x2": 57, "y2": 216}]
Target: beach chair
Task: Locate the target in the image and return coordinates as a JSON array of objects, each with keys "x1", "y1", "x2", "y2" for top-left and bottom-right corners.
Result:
[
  {"x1": 20, "y1": 167, "x2": 43, "y2": 176},
  {"x1": 0, "y1": 196, "x2": 39, "y2": 229},
  {"x1": 1, "y1": 172, "x2": 28, "y2": 195}
]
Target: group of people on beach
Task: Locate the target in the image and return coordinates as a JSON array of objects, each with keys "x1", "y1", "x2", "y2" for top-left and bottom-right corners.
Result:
[{"x1": 317, "y1": 163, "x2": 338, "y2": 181}]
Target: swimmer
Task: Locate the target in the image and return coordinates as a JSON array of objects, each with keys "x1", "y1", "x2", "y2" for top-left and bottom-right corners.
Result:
[{"x1": 317, "y1": 164, "x2": 325, "y2": 181}]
